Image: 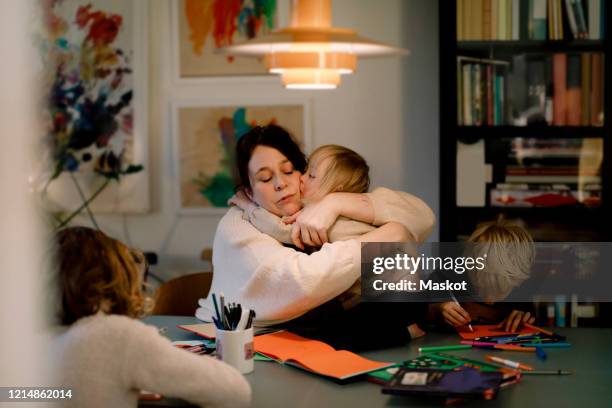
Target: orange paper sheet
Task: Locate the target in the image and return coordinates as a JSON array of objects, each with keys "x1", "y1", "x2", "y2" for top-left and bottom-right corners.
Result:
[
  {"x1": 457, "y1": 324, "x2": 536, "y2": 340},
  {"x1": 253, "y1": 331, "x2": 393, "y2": 380},
  {"x1": 177, "y1": 323, "x2": 216, "y2": 339}
]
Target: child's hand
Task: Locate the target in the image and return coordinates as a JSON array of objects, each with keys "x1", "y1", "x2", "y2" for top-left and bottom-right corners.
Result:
[
  {"x1": 283, "y1": 196, "x2": 338, "y2": 246},
  {"x1": 290, "y1": 222, "x2": 305, "y2": 250},
  {"x1": 497, "y1": 310, "x2": 535, "y2": 332},
  {"x1": 282, "y1": 210, "x2": 301, "y2": 224},
  {"x1": 228, "y1": 191, "x2": 256, "y2": 213},
  {"x1": 439, "y1": 301, "x2": 472, "y2": 327}
]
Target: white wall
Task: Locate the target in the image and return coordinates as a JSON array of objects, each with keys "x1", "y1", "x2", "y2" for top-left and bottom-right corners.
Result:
[
  {"x1": 1, "y1": 0, "x2": 51, "y2": 390},
  {"x1": 82, "y1": 0, "x2": 440, "y2": 275}
]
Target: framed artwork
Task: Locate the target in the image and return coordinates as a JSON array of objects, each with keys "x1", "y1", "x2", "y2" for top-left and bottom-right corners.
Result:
[
  {"x1": 172, "y1": 0, "x2": 282, "y2": 79},
  {"x1": 39, "y1": 0, "x2": 149, "y2": 213},
  {"x1": 171, "y1": 99, "x2": 311, "y2": 214}
]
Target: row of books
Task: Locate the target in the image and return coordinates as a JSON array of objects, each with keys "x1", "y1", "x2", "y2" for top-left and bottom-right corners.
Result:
[
  {"x1": 458, "y1": 57, "x2": 510, "y2": 126},
  {"x1": 458, "y1": 52, "x2": 605, "y2": 126},
  {"x1": 490, "y1": 183, "x2": 601, "y2": 207},
  {"x1": 508, "y1": 137, "x2": 602, "y2": 162},
  {"x1": 491, "y1": 138, "x2": 601, "y2": 207},
  {"x1": 457, "y1": 0, "x2": 605, "y2": 41}
]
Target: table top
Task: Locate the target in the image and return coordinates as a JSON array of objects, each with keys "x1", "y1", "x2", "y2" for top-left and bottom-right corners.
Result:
[{"x1": 144, "y1": 315, "x2": 612, "y2": 407}]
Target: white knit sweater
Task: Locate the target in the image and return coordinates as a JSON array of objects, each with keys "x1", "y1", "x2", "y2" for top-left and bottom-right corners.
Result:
[
  {"x1": 51, "y1": 314, "x2": 251, "y2": 408},
  {"x1": 205, "y1": 188, "x2": 435, "y2": 326}
]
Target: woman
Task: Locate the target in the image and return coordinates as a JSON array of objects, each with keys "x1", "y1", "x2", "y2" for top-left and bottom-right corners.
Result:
[{"x1": 207, "y1": 125, "x2": 435, "y2": 349}]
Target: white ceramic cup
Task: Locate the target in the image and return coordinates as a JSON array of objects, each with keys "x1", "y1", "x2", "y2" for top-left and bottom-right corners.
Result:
[{"x1": 215, "y1": 327, "x2": 254, "y2": 374}]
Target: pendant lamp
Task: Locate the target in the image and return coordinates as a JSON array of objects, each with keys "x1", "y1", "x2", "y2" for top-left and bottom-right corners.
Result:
[{"x1": 221, "y1": 0, "x2": 409, "y2": 89}]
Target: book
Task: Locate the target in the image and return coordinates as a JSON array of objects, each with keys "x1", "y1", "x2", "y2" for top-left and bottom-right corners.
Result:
[
  {"x1": 506, "y1": 0, "x2": 513, "y2": 39},
  {"x1": 588, "y1": 0, "x2": 601, "y2": 39},
  {"x1": 532, "y1": 0, "x2": 549, "y2": 39},
  {"x1": 474, "y1": 0, "x2": 484, "y2": 39},
  {"x1": 564, "y1": 0, "x2": 580, "y2": 38},
  {"x1": 566, "y1": 54, "x2": 583, "y2": 125},
  {"x1": 253, "y1": 331, "x2": 394, "y2": 381},
  {"x1": 520, "y1": 0, "x2": 531, "y2": 39},
  {"x1": 492, "y1": 0, "x2": 500, "y2": 40},
  {"x1": 511, "y1": 54, "x2": 528, "y2": 123},
  {"x1": 457, "y1": 0, "x2": 465, "y2": 40},
  {"x1": 178, "y1": 323, "x2": 216, "y2": 339},
  {"x1": 463, "y1": 64, "x2": 473, "y2": 124},
  {"x1": 590, "y1": 53, "x2": 604, "y2": 126},
  {"x1": 573, "y1": 0, "x2": 588, "y2": 38},
  {"x1": 491, "y1": 187, "x2": 585, "y2": 207},
  {"x1": 513, "y1": 0, "x2": 521, "y2": 39},
  {"x1": 526, "y1": 56, "x2": 547, "y2": 123},
  {"x1": 581, "y1": 53, "x2": 592, "y2": 125},
  {"x1": 499, "y1": 0, "x2": 508, "y2": 40},
  {"x1": 483, "y1": 0, "x2": 492, "y2": 40},
  {"x1": 382, "y1": 367, "x2": 504, "y2": 400},
  {"x1": 553, "y1": 53, "x2": 568, "y2": 125}
]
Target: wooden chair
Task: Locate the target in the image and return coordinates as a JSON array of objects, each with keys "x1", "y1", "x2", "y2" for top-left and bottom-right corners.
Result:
[{"x1": 152, "y1": 271, "x2": 213, "y2": 316}]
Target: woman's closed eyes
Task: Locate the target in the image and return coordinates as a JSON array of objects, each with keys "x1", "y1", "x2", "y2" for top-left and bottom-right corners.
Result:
[{"x1": 257, "y1": 163, "x2": 295, "y2": 183}]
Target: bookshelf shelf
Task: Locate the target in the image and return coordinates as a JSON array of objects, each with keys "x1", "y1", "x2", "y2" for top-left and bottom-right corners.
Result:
[
  {"x1": 457, "y1": 40, "x2": 605, "y2": 53},
  {"x1": 455, "y1": 125, "x2": 605, "y2": 139}
]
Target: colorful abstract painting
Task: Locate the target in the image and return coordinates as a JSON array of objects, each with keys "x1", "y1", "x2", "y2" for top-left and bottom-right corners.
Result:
[
  {"x1": 176, "y1": 0, "x2": 277, "y2": 77},
  {"x1": 173, "y1": 102, "x2": 306, "y2": 212},
  {"x1": 39, "y1": 0, "x2": 148, "y2": 213}
]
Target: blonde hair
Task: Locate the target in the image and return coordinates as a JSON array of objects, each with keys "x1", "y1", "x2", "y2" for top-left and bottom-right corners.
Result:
[
  {"x1": 55, "y1": 227, "x2": 153, "y2": 325},
  {"x1": 306, "y1": 145, "x2": 370, "y2": 202},
  {"x1": 467, "y1": 219, "x2": 535, "y2": 302}
]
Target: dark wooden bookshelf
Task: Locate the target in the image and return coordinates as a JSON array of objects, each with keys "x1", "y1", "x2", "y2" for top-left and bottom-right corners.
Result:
[
  {"x1": 440, "y1": 1, "x2": 612, "y2": 327},
  {"x1": 440, "y1": 0, "x2": 612, "y2": 242}
]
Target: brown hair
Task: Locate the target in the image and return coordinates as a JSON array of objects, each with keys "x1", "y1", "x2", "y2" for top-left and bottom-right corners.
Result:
[
  {"x1": 235, "y1": 125, "x2": 307, "y2": 193},
  {"x1": 306, "y1": 144, "x2": 370, "y2": 202},
  {"x1": 55, "y1": 227, "x2": 149, "y2": 325}
]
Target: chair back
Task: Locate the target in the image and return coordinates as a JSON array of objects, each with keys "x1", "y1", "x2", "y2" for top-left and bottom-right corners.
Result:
[{"x1": 152, "y1": 271, "x2": 212, "y2": 316}]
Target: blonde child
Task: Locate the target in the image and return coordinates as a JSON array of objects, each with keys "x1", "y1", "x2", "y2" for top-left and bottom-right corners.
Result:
[
  {"x1": 431, "y1": 219, "x2": 536, "y2": 332},
  {"x1": 51, "y1": 227, "x2": 251, "y2": 408}
]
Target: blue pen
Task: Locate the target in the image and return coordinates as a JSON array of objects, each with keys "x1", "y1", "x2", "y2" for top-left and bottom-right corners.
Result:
[
  {"x1": 497, "y1": 335, "x2": 543, "y2": 344},
  {"x1": 521, "y1": 343, "x2": 572, "y2": 348},
  {"x1": 535, "y1": 347, "x2": 547, "y2": 361}
]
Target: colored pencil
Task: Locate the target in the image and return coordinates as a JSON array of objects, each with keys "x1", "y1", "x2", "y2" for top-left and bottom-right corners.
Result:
[
  {"x1": 418, "y1": 345, "x2": 472, "y2": 353},
  {"x1": 524, "y1": 322, "x2": 555, "y2": 336}
]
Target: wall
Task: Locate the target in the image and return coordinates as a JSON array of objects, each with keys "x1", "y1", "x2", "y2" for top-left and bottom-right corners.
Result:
[
  {"x1": 84, "y1": 0, "x2": 440, "y2": 276},
  {"x1": 1, "y1": 0, "x2": 50, "y2": 388},
  {"x1": 400, "y1": 0, "x2": 440, "y2": 241}
]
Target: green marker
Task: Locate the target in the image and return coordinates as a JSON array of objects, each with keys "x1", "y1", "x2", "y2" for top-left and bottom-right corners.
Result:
[{"x1": 418, "y1": 345, "x2": 472, "y2": 353}]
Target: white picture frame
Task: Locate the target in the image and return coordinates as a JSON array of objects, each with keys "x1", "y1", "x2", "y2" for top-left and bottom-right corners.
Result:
[
  {"x1": 170, "y1": 0, "x2": 291, "y2": 84},
  {"x1": 42, "y1": 0, "x2": 149, "y2": 214}
]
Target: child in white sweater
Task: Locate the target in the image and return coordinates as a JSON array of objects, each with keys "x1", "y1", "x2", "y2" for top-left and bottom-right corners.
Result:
[{"x1": 51, "y1": 227, "x2": 251, "y2": 408}]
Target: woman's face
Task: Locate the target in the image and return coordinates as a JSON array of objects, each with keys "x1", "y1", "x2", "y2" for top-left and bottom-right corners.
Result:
[
  {"x1": 300, "y1": 157, "x2": 331, "y2": 200},
  {"x1": 247, "y1": 145, "x2": 303, "y2": 216}
]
